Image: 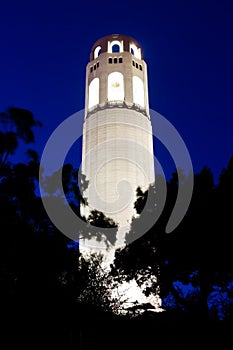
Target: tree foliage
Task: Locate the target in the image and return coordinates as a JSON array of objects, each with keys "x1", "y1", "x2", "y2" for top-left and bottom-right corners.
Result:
[{"x1": 1, "y1": 106, "x2": 233, "y2": 347}]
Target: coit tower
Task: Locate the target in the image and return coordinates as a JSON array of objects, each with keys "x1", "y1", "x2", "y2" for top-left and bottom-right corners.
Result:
[{"x1": 81, "y1": 34, "x2": 154, "y2": 249}]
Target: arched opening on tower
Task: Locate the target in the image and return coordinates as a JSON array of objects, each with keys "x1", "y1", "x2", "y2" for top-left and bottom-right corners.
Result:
[
  {"x1": 112, "y1": 44, "x2": 120, "y2": 52},
  {"x1": 133, "y1": 76, "x2": 144, "y2": 107},
  {"x1": 108, "y1": 40, "x2": 123, "y2": 53},
  {"x1": 88, "y1": 77, "x2": 99, "y2": 109},
  {"x1": 94, "y1": 46, "x2": 101, "y2": 59},
  {"x1": 130, "y1": 43, "x2": 141, "y2": 60},
  {"x1": 108, "y1": 72, "x2": 124, "y2": 102}
]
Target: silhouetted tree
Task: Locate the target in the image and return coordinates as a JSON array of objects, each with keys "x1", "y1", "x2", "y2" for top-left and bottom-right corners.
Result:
[
  {"x1": 0, "y1": 107, "x2": 41, "y2": 169},
  {"x1": 2, "y1": 105, "x2": 233, "y2": 349}
]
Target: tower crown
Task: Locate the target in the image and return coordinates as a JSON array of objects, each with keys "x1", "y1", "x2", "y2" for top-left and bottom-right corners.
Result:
[
  {"x1": 85, "y1": 34, "x2": 149, "y2": 119},
  {"x1": 90, "y1": 34, "x2": 143, "y2": 61}
]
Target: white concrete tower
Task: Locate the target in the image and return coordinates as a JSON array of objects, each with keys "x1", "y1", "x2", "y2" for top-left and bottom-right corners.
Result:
[{"x1": 81, "y1": 34, "x2": 154, "y2": 249}]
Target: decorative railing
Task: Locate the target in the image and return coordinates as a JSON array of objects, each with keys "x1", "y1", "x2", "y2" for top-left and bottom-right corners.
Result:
[{"x1": 86, "y1": 101, "x2": 149, "y2": 119}]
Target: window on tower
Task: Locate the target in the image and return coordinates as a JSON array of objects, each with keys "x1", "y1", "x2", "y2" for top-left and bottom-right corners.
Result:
[
  {"x1": 133, "y1": 76, "x2": 144, "y2": 108},
  {"x1": 108, "y1": 57, "x2": 112, "y2": 64},
  {"x1": 108, "y1": 72, "x2": 124, "y2": 101},
  {"x1": 88, "y1": 77, "x2": 99, "y2": 109},
  {"x1": 129, "y1": 43, "x2": 141, "y2": 60},
  {"x1": 108, "y1": 40, "x2": 123, "y2": 53},
  {"x1": 94, "y1": 46, "x2": 102, "y2": 59},
  {"x1": 112, "y1": 44, "x2": 120, "y2": 52}
]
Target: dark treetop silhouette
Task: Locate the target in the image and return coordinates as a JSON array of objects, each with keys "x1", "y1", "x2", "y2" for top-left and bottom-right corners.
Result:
[{"x1": 1, "y1": 107, "x2": 233, "y2": 348}]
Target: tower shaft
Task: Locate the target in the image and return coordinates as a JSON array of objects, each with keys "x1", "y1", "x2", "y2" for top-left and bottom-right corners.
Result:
[{"x1": 81, "y1": 34, "x2": 154, "y2": 247}]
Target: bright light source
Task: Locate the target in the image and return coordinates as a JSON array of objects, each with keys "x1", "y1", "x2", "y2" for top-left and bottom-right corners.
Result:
[
  {"x1": 108, "y1": 72, "x2": 124, "y2": 101},
  {"x1": 133, "y1": 76, "x2": 144, "y2": 107},
  {"x1": 88, "y1": 78, "x2": 99, "y2": 108}
]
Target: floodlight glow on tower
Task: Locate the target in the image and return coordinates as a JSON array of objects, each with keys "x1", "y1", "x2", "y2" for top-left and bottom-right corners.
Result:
[{"x1": 81, "y1": 34, "x2": 155, "y2": 247}]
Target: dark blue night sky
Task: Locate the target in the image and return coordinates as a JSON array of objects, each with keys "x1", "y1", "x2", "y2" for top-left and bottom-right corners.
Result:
[{"x1": 0, "y1": 0, "x2": 233, "y2": 183}]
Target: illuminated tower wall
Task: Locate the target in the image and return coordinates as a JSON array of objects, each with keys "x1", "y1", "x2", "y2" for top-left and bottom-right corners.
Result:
[{"x1": 81, "y1": 34, "x2": 154, "y2": 245}]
